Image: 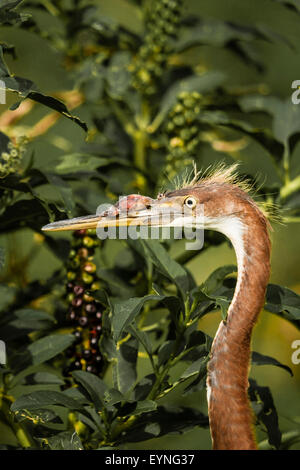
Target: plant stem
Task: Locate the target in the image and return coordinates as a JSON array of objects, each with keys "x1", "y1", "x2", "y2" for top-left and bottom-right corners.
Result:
[
  {"x1": 0, "y1": 393, "x2": 35, "y2": 448},
  {"x1": 280, "y1": 174, "x2": 300, "y2": 201}
]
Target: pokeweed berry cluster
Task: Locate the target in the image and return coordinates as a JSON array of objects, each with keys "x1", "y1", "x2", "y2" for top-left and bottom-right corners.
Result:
[
  {"x1": 131, "y1": 0, "x2": 183, "y2": 95},
  {"x1": 64, "y1": 229, "x2": 105, "y2": 376},
  {"x1": 165, "y1": 91, "x2": 203, "y2": 178}
]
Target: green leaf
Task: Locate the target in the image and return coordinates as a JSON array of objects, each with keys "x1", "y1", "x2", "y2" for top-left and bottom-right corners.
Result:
[
  {"x1": 133, "y1": 374, "x2": 156, "y2": 401},
  {"x1": 25, "y1": 372, "x2": 65, "y2": 386},
  {"x1": 112, "y1": 295, "x2": 162, "y2": 342},
  {"x1": 11, "y1": 390, "x2": 84, "y2": 413},
  {"x1": 127, "y1": 322, "x2": 153, "y2": 357},
  {"x1": 0, "y1": 284, "x2": 16, "y2": 311},
  {"x1": 116, "y1": 405, "x2": 209, "y2": 444},
  {"x1": 239, "y1": 96, "x2": 300, "y2": 149},
  {"x1": 141, "y1": 240, "x2": 190, "y2": 297},
  {"x1": 202, "y1": 265, "x2": 237, "y2": 294},
  {"x1": 71, "y1": 370, "x2": 108, "y2": 411},
  {"x1": 265, "y1": 284, "x2": 300, "y2": 328},
  {"x1": 182, "y1": 358, "x2": 208, "y2": 395},
  {"x1": 0, "y1": 47, "x2": 87, "y2": 131},
  {"x1": 97, "y1": 0, "x2": 143, "y2": 35},
  {"x1": 249, "y1": 379, "x2": 282, "y2": 449},
  {"x1": 157, "y1": 341, "x2": 175, "y2": 367},
  {"x1": 273, "y1": 0, "x2": 300, "y2": 13},
  {"x1": 0, "y1": 309, "x2": 53, "y2": 340},
  {"x1": 44, "y1": 173, "x2": 75, "y2": 217},
  {"x1": 116, "y1": 400, "x2": 157, "y2": 417},
  {"x1": 198, "y1": 110, "x2": 283, "y2": 161},
  {"x1": 113, "y1": 337, "x2": 138, "y2": 395},
  {"x1": 12, "y1": 334, "x2": 75, "y2": 371},
  {"x1": 46, "y1": 154, "x2": 113, "y2": 175},
  {"x1": 251, "y1": 351, "x2": 293, "y2": 376},
  {"x1": 46, "y1": 431, "x2": 84, "y2": 450}
]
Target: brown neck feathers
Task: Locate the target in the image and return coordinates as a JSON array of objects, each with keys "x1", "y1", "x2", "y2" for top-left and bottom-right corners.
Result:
[{"x1": 206, "y1": 195, "x2": 271, "y2": 450}]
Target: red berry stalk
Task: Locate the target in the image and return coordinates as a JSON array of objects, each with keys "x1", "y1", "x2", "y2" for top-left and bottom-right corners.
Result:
[{"x1": 64, "y1": 229, "x2": 105, "y2": 375}]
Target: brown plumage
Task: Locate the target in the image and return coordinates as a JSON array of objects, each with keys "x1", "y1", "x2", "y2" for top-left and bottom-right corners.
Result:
[{"x1": 42, "y1": 164, "x2": 271, "y2": 450}]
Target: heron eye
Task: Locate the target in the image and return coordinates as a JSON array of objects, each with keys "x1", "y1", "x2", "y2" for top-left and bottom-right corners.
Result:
[{"x1": 184, "y1": 196, "x2": 197, "y2": 209}]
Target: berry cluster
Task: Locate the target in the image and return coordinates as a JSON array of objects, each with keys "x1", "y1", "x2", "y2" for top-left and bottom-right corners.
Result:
[
  {"x1": 165, "y1": 91, "x2": 203, "y2": 179},
  {"x1": 131, "y1": 0, "x2": 183, "y2": 95},
  {"x1": 64, "y1": 229, "x2": 105, "y2": 376},
  {"x1": 0, "y1": 137, "x2": 27, "y2": 178}
]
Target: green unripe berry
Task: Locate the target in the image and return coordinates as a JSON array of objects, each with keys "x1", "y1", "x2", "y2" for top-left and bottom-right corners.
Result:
[
  {"x1": 82, "y1": 272, "x2": 94, "y2": 284},
  {"x1": 173, "y1": 115, "x2": 185, "y2": 126},
  {"x1": 83, "y1": 236, "x2": 94, "y2": 248},
  {"x1": 67, "y1": 271, "x2": 76, "y2": 281}
]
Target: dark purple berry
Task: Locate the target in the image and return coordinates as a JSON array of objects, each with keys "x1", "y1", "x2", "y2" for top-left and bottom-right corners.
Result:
[
  {"x1": 74, "y1": 285, "x2": 85, "y2": 296},
  {"x1": 70, "y1": 360, "x2": 82, "y2": 371},
  {"x1": 72, "y1": 297, "x2": 83, "y2": 308},
  {"x1": 85, "y1": 303, "x2": 96, "y2": 314},
  {"x1": 95, "y1": 355, "x2": 102, "y2": 364},
  {"x1": 90, "y1": 337, "x2": 98, "y2": 348},
  {"x1": 95, "y1": 324, "x2": 102, "y2": 334},
  {"x1": 95, "y1": 311, "x2": 102, "y2": 320},
  {"x1": 86, "y1": 365, "x2": 97, "y2": 374},
  {"x1": 78, "y1": 316, "x2": 88, "y2": 327},
  {"x1": 82, "y1": 349, "x2": 92, "y2": 360},
  {"x1": 74, "y1": 229, "x2": 87, "y2": 238}
]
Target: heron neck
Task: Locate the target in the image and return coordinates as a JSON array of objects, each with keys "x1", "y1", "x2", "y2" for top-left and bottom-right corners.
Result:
[{"x1": 206, "y1": 211, "x2": 271, "y2": 450}]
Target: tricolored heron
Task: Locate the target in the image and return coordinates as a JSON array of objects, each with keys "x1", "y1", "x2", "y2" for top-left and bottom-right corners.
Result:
[{"x1": 42, "y1": 164, "x2": 271, "y2": 450}]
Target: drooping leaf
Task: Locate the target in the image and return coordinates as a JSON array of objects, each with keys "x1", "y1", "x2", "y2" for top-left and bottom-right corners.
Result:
[
  {"x1": 239, "y1": 96, "x2": 300, "y2": 155},
  {"x1": 265, "y1": 284, "x2": 300, "y2": 329},
  {"x1": 141, "y1": 240, "x2": 190, "y2": 297},
  {"x1": 71, "y1": 370, "x2": 108, "y2": 411},
  {"x1": 0, "y1": 47, "x2": 87, "y2": 131},
  {"x1": 0, "y1": 308, "x2": 54, "y2": 340},
  {"x1": 273, "y1": 0, "x2": 300, "y2": 13},
  {"x1": 116, "y1": 400, "x2": 157, "y2": 418},
  {"x1": 46, "y1": 154, "x2": 114, "y2": 175},
  {"x1": 249, "y1": 379, "x2": 282, "y2": 449},
  {"x1": 116, "y1": 405, "x2": 209, "y2": 444},
  {"x1": 12, "y1": 334, "x2": 75, "y2": 372},
  {"x1": 202, "y1": 265, "x2": 237, "y2": 294},
  {"x1": 11, "y1": 390, "x2": 85, "y2": 413},
  {"x1": 112, "y1": 294, "x2": 163, "y2": 342},
  {"x1": 251, "y1": 351, "x2": 293, "y2": 376}
]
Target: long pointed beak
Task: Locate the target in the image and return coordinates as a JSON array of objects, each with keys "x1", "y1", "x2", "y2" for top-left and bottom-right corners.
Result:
[
  {"x1": 41, "y1": 212, "x2": 155, "y2": 232},
  {"x1": 41, "y1": 195, "x2": 187, "y2": 232},
  {"x1": 42, "y1": 195, "x2": 159, "y2": 232}
]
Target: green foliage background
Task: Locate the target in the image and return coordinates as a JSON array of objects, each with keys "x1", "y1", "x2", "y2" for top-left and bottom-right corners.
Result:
[{"x1": 0, "y1": 0, "x2": 300, "y2": 450}]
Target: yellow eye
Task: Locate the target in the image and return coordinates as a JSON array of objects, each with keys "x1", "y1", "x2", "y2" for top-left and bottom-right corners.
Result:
[{"x1": 184, "y1": 196, "x2": 197, "y2": 209}]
